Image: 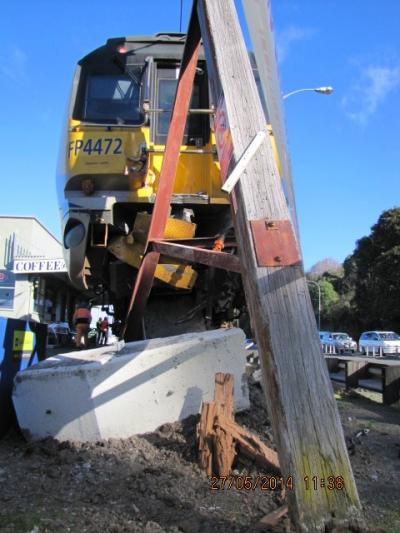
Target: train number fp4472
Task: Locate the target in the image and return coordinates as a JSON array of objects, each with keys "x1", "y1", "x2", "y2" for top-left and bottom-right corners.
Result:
[{"x1": 68, "y1": 138, "x2": 123, "y2": 158}]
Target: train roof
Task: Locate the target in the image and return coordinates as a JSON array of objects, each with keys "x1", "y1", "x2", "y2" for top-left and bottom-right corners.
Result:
[
  {"x1": 79, "y1": 33, "x2": 206, "y2": 65},
  {"x1": 108, "y1": 33, "x2": 187, "y2": 44}
]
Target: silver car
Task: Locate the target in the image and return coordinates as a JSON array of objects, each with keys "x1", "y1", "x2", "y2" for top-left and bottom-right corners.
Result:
[
  {"x1": 321, "y1": 332, "x2": 357, "y2": 353},
  {"x1": 359, "y1": 331, "x2": 400, "y2": 355}
]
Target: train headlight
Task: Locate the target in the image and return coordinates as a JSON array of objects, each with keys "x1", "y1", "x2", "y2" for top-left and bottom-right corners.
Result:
[
  {"x1": 116, "y1": 45, "x2": 128, "y2": 54},
  {"x1": 64, "y1": 222, "x2": 86, "y2": 249}
]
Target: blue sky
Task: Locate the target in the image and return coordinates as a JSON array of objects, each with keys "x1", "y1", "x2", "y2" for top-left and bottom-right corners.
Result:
[{"x1": 0, "y1": 0, "x2": 399, "y2": 270}]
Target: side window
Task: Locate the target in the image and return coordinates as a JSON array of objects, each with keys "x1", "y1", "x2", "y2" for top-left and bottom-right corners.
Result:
[
  {"x1": 372, "y1": 334, "x2": 379, "y2": 341},
  {"x1": 152, "y1": 64, "x2": 209, "y2": 146}
]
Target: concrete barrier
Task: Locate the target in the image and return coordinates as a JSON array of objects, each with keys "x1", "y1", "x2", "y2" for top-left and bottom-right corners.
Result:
[{"x1": 13, "y1": 328, "x2": 250, "y2": 442}]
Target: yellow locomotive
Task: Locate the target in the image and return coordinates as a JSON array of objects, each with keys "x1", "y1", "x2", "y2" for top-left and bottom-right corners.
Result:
[{"x1": 58, "y1": 33, "x2": 278, "y2": 334}]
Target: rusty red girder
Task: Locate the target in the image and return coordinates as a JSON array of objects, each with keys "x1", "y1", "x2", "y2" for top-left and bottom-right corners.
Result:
[
  {"x1": 149, "y1": 240, "x2": 241, "y2": 273},
  {"x1": 123, "y1": 7, "x2": 202, "y2": 341}
]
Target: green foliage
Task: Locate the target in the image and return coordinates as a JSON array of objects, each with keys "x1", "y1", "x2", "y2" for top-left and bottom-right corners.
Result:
[
  {"x1": 352, "y1": 208, "x2": 400, "y2": 332},
  {"x1": 308, "y1": 207, "x2": 400, "y2": 336}
]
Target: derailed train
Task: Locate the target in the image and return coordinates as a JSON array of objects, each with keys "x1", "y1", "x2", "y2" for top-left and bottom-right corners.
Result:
[{"x1": 57, "y1": 33, "x2": 280, "y2": 336}]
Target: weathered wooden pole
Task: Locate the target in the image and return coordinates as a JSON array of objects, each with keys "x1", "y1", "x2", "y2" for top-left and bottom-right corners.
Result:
[{"x1": 196, "y1": 0, "x2": 362, "y2": 529}]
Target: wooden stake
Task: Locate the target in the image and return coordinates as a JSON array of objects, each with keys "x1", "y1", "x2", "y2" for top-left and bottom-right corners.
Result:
[
  {"x1": 198, "y1": 401, "x2": 216, "y2": 476},
  {"x1": 213, "y1": 373, "x2": 236, "y2": 476}
]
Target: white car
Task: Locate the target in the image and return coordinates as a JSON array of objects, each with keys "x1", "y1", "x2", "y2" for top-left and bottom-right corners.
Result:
[
  {"x1": 320, "y1": 332, "x2": 357, "y2": 353},
  {"x1": 358, "y1": 331, "x2": 400, "y2": 355}
]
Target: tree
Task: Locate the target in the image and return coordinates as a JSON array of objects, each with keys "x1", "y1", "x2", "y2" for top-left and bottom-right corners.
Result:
[
  {"x1": 307, "y1": 277, "x2": 339, "y2": 329},
  {"x1": 352, "y1": 208, "x2": 400, "y2": 332},
  {"x1": 308, "y1": 257, "x2": 341, "y2": 278}
]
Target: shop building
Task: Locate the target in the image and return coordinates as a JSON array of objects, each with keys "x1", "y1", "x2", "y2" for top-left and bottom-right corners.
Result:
[{"x1": 0, "y1": 216, "x2": 83, "y2": 325}]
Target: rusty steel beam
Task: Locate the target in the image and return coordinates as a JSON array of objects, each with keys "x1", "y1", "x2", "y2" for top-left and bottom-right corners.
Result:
[
  {"x1": 149, "y1": 240, "x2": 242, "y2": 273},
  {"x1": 123, "y1": 5, "x2": 202, "y2": 341},
  {"x1": 156, "y1": 237, "x2": 237, "y2": 249}
]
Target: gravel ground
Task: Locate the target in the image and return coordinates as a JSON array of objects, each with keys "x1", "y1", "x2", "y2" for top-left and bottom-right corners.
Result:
[{"x1": 0, "y1": 381, "x2": 399, "y2": 532}]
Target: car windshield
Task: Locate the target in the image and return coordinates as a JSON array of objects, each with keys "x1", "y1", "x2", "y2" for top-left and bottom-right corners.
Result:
[
  {"x1": 332, "y1": 334, "x2": 349, "y2": 340},
  {"x1": 379, "y1": 332, "x2": 400, "y2": 340}
]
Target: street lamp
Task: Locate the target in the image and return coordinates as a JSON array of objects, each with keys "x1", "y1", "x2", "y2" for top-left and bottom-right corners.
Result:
[
  {"x1": 307, "y1": 280, "x2": 321, "y2": 331},
  {"x1": 283, "y1": 86, "x2": 334, "y2": 100}
]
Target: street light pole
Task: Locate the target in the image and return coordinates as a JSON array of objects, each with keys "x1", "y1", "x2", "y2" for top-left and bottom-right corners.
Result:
[
  {"x1": 283, "y1": 86, "x2": 334, "y2": 100},
  {"x1": 307, "y1": 280, "x2": 321, "y2": 330}
]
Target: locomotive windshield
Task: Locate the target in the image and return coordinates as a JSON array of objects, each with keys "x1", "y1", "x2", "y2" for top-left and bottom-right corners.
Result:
[{"x1": 78, "y1": 66, "x2": 145, "y2": 125}]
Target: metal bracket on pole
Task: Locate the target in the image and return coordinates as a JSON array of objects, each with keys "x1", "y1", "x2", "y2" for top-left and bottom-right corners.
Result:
[
  {"x1": 249, "y1": 219, "x2": 301, "y2": 267},
  {"x1": 221, "y1": 130, "x2": 266, "y2": 193}
]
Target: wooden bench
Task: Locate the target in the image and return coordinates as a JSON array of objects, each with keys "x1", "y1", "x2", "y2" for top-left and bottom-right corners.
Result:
[{"x1": 326, "y1": 355, "x2": 400, "y2": 405}]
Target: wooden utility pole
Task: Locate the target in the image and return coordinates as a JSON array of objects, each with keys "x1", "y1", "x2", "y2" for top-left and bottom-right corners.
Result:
[{"x1": 196, "y1": 0, "x2": 362, "y2": 530}]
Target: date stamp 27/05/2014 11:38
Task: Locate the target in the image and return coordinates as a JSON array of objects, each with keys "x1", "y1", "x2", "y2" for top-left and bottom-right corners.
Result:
[{"x1": 210, "y1": 475, "x2": 345, "y2": 492}]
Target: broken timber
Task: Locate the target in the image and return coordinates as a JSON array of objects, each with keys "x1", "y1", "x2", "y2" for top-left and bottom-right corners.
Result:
[
  {"x1": 250, "y1": 505, "x2": 289, "y2": 532},
  {"x1": 215, "y1": 413, "x2": 280, "y2": 472},
  {"x1": 196, "y1": 0, "x2": 362, "y2": 530},
  {"x1": 198, "y1": 401, "x2": 217, "y2": 476},
  {"x1": 198, "y1": 373, "x2": 279, "y2": 476},
  {"x1": 213, "y1": 372, "x2": 236, "y2": 476}
]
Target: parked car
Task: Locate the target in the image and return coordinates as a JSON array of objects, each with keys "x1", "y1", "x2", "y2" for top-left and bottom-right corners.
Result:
[
  {"x1": 319, "y1": 331, "x2": 331, "y2": 342},
  {"x1": 88, "y1": 327, "x2": 97, "y2": 346},
  {"x1": 329, "y1": 332, "x2": 357, "y2": 353},
  {"x1": 358, "y1": 331, "x2": 400, "y2": 355},
  {"x1": 320, "y1": 331, "x2": 356, "y2": 353},
  {"x1": 47, "y1": 322, "x2": 74, "y2": 347}
]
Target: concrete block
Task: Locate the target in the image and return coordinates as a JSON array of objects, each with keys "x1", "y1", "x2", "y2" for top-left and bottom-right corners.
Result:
[{"x1": 13, "y1": 329, "x2": 249, "y2": 442}]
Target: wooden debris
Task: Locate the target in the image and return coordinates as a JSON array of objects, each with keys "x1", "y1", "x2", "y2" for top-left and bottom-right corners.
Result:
[
  {"x1": 198, "y1": 401, "x2": 217, "y2": 476},
  {"x1": 198, "y1": 372, "x2": 280, "y2": 477},
  {"x1": 215, "y1": 413, "x2": 280, "y2": 472},
  {"x1": 250, "y1": 505, "x2": 288, "y2": 532},
  {"x1": 213, "y1": 373, "x2": 236, "y2": 476}
]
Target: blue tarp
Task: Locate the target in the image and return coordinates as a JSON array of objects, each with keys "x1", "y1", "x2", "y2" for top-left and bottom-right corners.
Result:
[{"x1": 0, "y1": 317, "x2": 47, "y2": 438}]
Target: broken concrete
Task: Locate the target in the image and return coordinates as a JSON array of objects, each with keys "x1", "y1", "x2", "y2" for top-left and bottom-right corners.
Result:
[{"x1": 12, "y1": 328, "x2": 249, "y2": 442}]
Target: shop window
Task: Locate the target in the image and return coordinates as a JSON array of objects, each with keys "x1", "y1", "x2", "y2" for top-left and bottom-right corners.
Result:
[
  {"x1": 0, "y1": 288, "x2": 15, "y2": 309},
  {"x1": 0, "y1": 269, "x2": 15, "y2": 310}
]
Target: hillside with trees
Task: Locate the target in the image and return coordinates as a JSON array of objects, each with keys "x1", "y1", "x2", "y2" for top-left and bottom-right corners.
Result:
[{"x1": 307, "y1": 207, "x2": 400, "y2": 337}]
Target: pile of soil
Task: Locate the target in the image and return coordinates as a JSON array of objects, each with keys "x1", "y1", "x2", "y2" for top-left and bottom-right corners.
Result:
[{"x1": 0, "y1": 382, "x2": 399, "y2": 532}]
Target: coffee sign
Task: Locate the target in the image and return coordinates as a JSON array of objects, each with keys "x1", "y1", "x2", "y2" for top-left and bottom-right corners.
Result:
[{"x1": 13, "y1": 259, "x2": 67, "y2": 274}]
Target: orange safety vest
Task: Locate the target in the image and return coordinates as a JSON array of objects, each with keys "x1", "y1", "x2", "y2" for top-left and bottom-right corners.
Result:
[{"x1": 73, "y1": 307, "x2": 91, "y2": 323}]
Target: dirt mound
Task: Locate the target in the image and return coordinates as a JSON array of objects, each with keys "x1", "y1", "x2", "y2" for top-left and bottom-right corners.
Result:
[{"x1": 0, "y1": 382, "x2": 399, "y2": 532}]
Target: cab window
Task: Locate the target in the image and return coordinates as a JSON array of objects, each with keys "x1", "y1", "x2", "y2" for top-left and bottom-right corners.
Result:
[
  {"x1": 76, "y1": 67, "x2": 145, "y2": 125},
  {"x1": 153, "y1": 64, "x2": 209, "y2": 146}
]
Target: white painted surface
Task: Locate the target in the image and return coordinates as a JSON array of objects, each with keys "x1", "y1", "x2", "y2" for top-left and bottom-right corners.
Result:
[
  {"x1": 221, "y1": 130, "x2": 267, "y2": 193},
  {"x1": 13, "y1": 329, "x2": 250, "y2": 442}
]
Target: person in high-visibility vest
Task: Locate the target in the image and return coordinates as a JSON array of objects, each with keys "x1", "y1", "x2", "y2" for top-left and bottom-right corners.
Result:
[{"x1": 72, "y1": 303, "x2": 92, "y2": 349}]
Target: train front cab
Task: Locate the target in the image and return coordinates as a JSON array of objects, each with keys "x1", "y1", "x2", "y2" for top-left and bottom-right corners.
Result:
[{"x1": 59, "y1": 34, "x2": 230, "y2": 296}]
